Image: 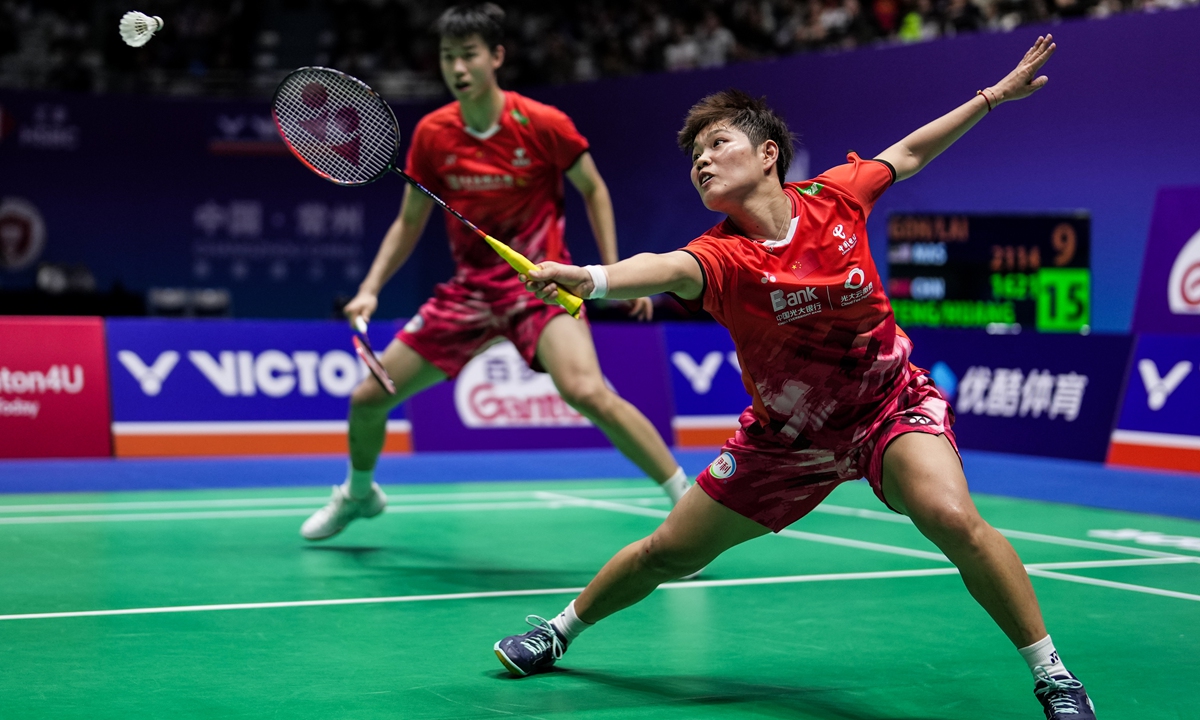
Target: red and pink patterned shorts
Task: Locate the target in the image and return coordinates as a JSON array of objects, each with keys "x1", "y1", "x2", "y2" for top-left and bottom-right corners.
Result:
[
  {"x1": 696, "y1": 372, "x2": 959, "y2": 532},
  {"x1": 398, "y1": 280, "x2": 577, "y2": 378}
]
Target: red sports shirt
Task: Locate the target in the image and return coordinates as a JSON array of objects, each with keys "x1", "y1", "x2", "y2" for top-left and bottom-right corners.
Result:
[
  {"x1": 683, "y1": 153, "x2": 915, "y2": 452},
  {"x1": 405, "y1": 91, "x2": 590, "y2": 294}
]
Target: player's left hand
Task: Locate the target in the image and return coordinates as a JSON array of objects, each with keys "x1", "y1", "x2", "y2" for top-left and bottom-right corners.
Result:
[
  {"x1": 986, "y1": 34, "x2": 1056, "y2": 106},
  {"x1": 628, "y1": 297, "x2": 653, "y2": 321}
]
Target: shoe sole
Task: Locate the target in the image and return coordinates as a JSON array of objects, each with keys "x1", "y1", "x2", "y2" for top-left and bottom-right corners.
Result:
[{"x1": 493, "y1": 642, "x2": 527, "y2": 677}]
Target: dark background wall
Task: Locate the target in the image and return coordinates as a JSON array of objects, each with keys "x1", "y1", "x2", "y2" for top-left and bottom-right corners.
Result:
[{"x1": 1, "y1": 7, "x2": 1197, "y2": 330}]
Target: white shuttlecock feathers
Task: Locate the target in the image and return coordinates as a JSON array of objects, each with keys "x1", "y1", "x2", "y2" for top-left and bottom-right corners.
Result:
[{"x1": 119, "y1": 11, "x2": 164, "y2": 47}]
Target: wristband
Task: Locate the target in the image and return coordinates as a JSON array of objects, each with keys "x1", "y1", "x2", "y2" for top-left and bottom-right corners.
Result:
[
  {"x1": 976, "y1": 89, "x2": 995, "y2": 112},
  {"x1": 583, "y1": 265, "x2": 609, "y2": 299}
]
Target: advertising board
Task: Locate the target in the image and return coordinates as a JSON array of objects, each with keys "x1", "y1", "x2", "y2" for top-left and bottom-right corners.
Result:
[
  {"x1": 106, "y1": 318, "x2": 408, "y2": 456},
  {"x1": 905, "y1": 329, "x2": 1133, "y2": 462},
  {"x1": 1109, "y1": 334, "x2": 1200, "y2": 472},
  {"x1": 407, "y1": 324, "x2": 674, "y2": 452},
  {"x1": 1131, "y1": 188, "x2": 1200, "y2": 335},
  {"x1": 661, "y1": 323, "x2": 747, "y2": 447},
  {"x1": 0, "y1": 316, "x2": 112, "y2": 458}
]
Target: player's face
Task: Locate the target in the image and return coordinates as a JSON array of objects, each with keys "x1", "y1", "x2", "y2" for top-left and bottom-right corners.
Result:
[
  {"x1": 440, "y1": 35, "x2": 504, "y2": 102},
  {"x1": 690, "y1": 124, "x2": 770, "y2": 212}
]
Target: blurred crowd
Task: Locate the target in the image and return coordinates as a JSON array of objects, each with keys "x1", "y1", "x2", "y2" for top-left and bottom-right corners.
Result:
[{"x1": 1, "y1": 0, "x2": 1194, "y2": 99}]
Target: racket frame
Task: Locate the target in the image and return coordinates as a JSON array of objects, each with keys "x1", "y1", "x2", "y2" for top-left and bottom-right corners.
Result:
[
  {"x1": 272, "y1": 66, "x2": 583, "y2": 317},
  {"x1": 352, "y1": 332, "x2": 396, "y2": 396}
]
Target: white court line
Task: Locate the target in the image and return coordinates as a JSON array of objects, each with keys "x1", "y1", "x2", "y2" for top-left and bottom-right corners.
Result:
[
  {"x1": 0, "y1": 568, "x2": 967, "y2": 622},
  {"x1": 536, "y1": 491, "x2": 951, "y2": 562},
  {"x1": 1026, "y1": 568, "x2": 1200, "y2": 602},
  {"x1": 0, "y1": 497, "x2": 669, "y2": 526},
  {"x1": 0, "y1": 487, "x2": 668, "y2": 514},
  {"x1": 3, "y1": 558, "x2": 1193, "y2": 623},
  {"x1": 814, "y1": 503, "x2": 1200, "y2": 561}
]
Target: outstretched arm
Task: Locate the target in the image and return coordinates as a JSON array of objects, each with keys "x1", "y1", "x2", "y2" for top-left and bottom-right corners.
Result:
[
  {"x1": 876, "y1": 35, "x2": 1056, "y2": 182},
  {"x1": 522, "y1": 252, "x2": 704, "y2": 306}
]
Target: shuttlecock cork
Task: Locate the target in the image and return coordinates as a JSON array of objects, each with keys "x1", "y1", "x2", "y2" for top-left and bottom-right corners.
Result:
[{"x1": 119, "y1": 11, "x2": 163, "y2": 47}]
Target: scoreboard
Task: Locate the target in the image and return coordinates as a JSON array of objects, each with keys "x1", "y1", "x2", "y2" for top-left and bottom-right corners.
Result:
[{"x1": 886, "y1": 213, "x2": 1091, "y2": 333}]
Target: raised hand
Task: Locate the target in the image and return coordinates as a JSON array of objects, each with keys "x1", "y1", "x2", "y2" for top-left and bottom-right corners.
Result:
[{"x1": 986, "y1": 34, "x2": 1057, "y2": 106}]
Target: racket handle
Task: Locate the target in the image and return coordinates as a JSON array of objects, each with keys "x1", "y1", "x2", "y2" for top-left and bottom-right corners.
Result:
[
  {"x1": 353, "y1": 316, "x2": 368, "y2": 334},
  {"x1": 482, "y1": 235, "x2": 583, "y2": 318}
]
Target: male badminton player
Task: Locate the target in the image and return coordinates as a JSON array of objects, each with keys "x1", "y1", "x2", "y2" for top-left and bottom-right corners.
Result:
[
  {"x1": 495, "y1": 35, "x2": 1097, "y2": 719},
  {"x1": 300, "y1": 3, "x2": 689, "y2": 540}
]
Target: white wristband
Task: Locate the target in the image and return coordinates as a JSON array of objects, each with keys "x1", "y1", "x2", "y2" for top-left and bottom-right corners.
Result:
[{"x1": 584, "y1": 265, "x2": 609, "y2": 299}]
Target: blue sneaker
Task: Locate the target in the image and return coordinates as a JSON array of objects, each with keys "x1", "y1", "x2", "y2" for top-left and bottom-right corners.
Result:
[
  {"x1": 1034, "y1": 668, "x2": 1097, "y2": 719},
  {"x1": 494, "y1": 615, "x2": 567, "y2": 677}
]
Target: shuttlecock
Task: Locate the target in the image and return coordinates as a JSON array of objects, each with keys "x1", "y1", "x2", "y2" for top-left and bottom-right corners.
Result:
[{"x1": 119, "y1": 11, "x2": 163, "y2": 47}]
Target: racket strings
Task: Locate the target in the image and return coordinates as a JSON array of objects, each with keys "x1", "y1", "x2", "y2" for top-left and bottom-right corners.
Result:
[{"x1": 274, "y1": 68, "x2": 398, "y2": 185}]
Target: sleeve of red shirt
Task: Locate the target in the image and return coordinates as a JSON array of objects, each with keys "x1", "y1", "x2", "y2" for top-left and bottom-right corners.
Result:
[
  {"x1": 530, "y1": 102, "x2": 590, "y2": 172},
  {"x1": 402, "y1": 116, "x2": 443, "y2": 192},
  {"x1": 679, "y1": 235, "x2": 729, "y2": 318},
  {"x1": 815, "y1": 152, "x2": 896, "y2": 215}
]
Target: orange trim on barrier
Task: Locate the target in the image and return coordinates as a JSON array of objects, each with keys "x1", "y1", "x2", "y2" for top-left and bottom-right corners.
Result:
[
  {"x1": 114, "y1": 432, "x2": 411, "y2": 457},
  {"x1": 1107, "y1": 442, "x2": 1200, "y2": 474},
  {"x1": 675, "y1": 426, "x2": 735, "y2": 448}
]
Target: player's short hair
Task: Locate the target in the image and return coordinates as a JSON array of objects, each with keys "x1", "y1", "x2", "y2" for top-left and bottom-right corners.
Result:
[
  {"x1": 435, "y1": 3, "x2": 506, "y2": 51},
  {"x1": 677, "y1": 89, "x2": 795, "y2": 185}
]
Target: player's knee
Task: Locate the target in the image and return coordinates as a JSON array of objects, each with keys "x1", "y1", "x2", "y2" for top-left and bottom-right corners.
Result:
[
  {"x1": 350, "y1": 379, "x2": 392, "y2": 411},
  {"x1": 638, "y1": 532, "x2": 706, "y2": 579},
  {"x1": 917, "y1": 501, "x2": 987, "y2": 550},
  {"x1": 557, "y1": 377, "x2": 613, "y2": 415}
]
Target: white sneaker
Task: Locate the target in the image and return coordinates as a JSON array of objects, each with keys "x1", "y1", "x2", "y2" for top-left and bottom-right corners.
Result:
[{"x1": 300, "y1": 482, "x2": 387, "y2": 540}]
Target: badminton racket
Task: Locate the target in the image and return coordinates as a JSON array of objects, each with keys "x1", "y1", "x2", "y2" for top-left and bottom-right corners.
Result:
[
  {"x1": 272, "y1": 66, "x2": 583, "y2": 318},
  {"x1": 352, "y1": 316, "x2": 396, "y2": 395}
]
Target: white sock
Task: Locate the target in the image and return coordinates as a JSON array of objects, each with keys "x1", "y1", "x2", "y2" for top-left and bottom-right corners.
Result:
[
  {"x1": 1019, "y1": 635, "x2": 1068, "y2": 679},
  {"x1": 660, "y1": 467, "x2": 690, "y2": 506},
  {"x1": 344, "y1": 465, "x2": 375, "y2": 499},
  {"x1": 549, "y1": 600, "x2": 592, "y2": 644}
]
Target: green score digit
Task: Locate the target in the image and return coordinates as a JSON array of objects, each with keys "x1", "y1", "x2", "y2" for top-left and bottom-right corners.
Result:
[{"x1": 1035, "y1": 267, "x2": 1090, "y2": 332}]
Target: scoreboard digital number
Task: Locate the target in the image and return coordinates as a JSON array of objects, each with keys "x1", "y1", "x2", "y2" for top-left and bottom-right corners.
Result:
[{"x1": 887, "y1": 213, "x2": 1090, "y2": 333}]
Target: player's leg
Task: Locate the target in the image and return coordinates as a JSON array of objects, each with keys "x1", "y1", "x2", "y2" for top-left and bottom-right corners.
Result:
[
  {"x1": 300, "y1": 339, "x2": 445, "y2": 540},
  {"x1": 534, "y1": 314, "x2": 689, "y2": 502},
  {"x1": 493, "y1": 483, "x2": 769, "y2": 676},
  {"x1": 347, "y1": 338, "x2": 447, "y2": 478},
  {"x1": 880, "y1": 432, "x2": 1096, "y2": 718}
]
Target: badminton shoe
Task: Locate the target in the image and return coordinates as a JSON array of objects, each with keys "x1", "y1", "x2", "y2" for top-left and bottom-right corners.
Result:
[
  {"x1": 1033, "y1": 667, "x2": 1097, "y2": 719},
  {"x1": 300, "y1": 482, "x2": 387, "y2": 540},
  {"x1": 494, "y1": 615, "x2": 567, "y2": 677}
]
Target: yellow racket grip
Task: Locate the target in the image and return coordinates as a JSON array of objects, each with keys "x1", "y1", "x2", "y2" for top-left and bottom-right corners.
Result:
[{"x1": 483, "y1": 235, "x2": 583, "y2": 318}]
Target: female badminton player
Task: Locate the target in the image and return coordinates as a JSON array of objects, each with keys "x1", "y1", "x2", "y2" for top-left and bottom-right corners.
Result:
[
  {"x1": 495, "y1": 34, "x2": 1096, "y2": 720},
  {"x1": 299, "y1": 3, "x2": 690, "y2": 541}
]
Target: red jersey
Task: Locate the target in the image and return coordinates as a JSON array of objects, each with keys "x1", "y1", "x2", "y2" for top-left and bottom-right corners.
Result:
[
  {"x1": 683, "y1": 153, "x2": 915, "y2": 453},
  {"x1": 405, "y1": 91, "x2": 590, "y2": 294}
]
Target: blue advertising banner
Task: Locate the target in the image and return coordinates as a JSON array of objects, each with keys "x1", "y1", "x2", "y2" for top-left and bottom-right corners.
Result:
[
  {"x1": 1109, "y1": 334, "x2": 1200, "y2": 472},
  {"x1": 406, "y1": 323, "x2": 674, "y2": 452},
  {"x1": 905, "y1": 329, "x2": 1134, "y2": 462},
  {"x1": 661, "y1": 322, "x2": 747, "y2": 447},
  {"x1": 1131, "y1": 187, "x2": 1200, "y2": 335},
  {"x1": 106, "y1": 318, "x2": 408, "y2": 456}
]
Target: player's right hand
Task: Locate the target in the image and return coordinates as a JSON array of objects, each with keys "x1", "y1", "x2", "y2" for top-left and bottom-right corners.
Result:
[
  {"x1": 522, "y1": 261, "x2": 591, "y2": 305},
  {"x1": 343, "y1": 291, "x2": 379, "y2": 327}
]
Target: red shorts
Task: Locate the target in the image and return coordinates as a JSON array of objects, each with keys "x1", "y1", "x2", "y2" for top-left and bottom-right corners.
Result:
[
  {"x1": 696, "y1": 372, "x2": 958, "y2": 532},
  {"x1": 397, "y1": 280, "x2": 578, "y2": 378}
]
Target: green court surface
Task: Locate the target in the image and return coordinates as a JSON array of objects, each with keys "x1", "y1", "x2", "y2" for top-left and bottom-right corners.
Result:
[{"x1": 1, "y1": 479, "x2": 1197, "y2": 719}]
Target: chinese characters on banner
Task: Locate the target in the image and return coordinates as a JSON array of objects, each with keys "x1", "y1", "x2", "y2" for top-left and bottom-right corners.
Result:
[{"x1": 906, "y1": 329, "x2": 1133, "y2": 462}]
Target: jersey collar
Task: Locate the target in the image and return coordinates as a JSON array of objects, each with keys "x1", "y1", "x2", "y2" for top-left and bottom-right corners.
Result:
[{"x1": 460, "y1": 92, "x2": 509, "y2": 141}]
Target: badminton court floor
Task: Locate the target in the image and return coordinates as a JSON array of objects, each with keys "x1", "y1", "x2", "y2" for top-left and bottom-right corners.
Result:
[{"x1": 1, "y1": 470, "x2": 1198, "y2": 718}]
